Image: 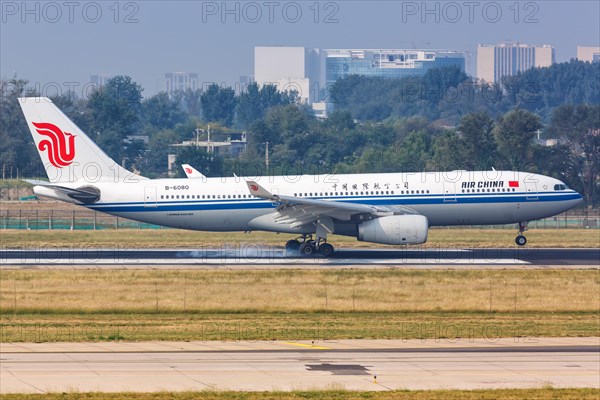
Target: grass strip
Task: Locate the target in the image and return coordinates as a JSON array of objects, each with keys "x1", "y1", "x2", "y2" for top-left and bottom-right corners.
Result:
[{"x1": 1, "y1": 311, "x2": 598, "y2": 342}]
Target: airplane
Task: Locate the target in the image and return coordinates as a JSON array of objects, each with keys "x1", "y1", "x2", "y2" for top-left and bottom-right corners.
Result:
[
  {"x1": 181, "y1": 164, "x2": 206, "y2": 179},
  {"x1": 19, "y1": 97, "x2": 583, "y2": 256}
]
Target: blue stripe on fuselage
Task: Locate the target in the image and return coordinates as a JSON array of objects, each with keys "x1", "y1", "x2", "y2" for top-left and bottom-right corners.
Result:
[{"x1": 87, "y1": 192, "x2": 582, "y2": 213}]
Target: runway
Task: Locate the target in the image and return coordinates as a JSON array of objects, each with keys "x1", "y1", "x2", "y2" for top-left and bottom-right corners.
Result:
[
  {"x1": 1, "y1": 338, "x2": 598, "y2": 393},
  {"x1": 1, "y1": 247, "x2": 598, "y2": 268}
]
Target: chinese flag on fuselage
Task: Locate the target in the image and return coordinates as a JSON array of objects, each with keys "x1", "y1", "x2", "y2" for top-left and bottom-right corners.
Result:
[{"x1": 508, "y1": 181, "x2": 520, "y2": 187}]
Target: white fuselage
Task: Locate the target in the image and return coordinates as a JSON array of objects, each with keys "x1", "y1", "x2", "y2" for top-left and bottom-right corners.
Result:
[{"x1": 76, "y1": 170, "x2": 582, "y2": 236}]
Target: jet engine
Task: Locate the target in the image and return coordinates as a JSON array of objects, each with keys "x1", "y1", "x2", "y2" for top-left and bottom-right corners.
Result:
[{"x1": 357, "y1": 215, "x2": 428, "y2": 245}]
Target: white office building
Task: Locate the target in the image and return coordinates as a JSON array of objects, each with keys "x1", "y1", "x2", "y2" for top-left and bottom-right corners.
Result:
[
  {"x1": 577, "y1": 46, "x2": 600, "y2": 63},
  {"x1": 477, "y1": 43, "x2": 555, "y2": 83}
]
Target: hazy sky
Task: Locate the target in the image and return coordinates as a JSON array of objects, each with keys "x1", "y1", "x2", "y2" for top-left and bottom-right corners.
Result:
[{"x1": 1, "y1": 0, "x2": 599, "y2": 97}]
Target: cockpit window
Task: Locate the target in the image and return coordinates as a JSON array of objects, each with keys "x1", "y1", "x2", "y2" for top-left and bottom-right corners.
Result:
[{"x1": 554, "y1": 184, "x2": 567, "y2": 191}]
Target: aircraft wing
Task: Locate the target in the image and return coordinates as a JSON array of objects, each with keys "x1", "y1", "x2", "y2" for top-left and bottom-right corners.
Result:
[{"x1": 246, "y1": 180, "x2": 419, "y2": 228}]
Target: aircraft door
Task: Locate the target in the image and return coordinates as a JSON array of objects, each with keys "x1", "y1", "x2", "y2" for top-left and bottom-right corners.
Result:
[
  {"x1": 443, "y1": 181, "x2": 457, "y2": 202},
  {"x1": 144, "y1": 186, "x2": 158, "y2": 207},
  {"x1": 525, "y1": 181, "x2": 538, "y2": 200}
]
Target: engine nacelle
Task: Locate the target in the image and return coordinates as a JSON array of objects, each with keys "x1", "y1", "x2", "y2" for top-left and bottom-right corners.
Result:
[{"x1": 357, "y1": 215, "x2": 429, "y2": 245}]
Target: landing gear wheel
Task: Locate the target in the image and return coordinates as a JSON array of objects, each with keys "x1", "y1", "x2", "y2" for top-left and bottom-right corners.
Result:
[
  {"x1": 285, "y1": 239, "x2": 301, "y2": 251},
  {"x1": 299, "y1": 242, "x2": 317, "y2": 256},
  {"x1": 515, "y1": 235, "x2": 527, "y2": 246},
  {"x1": 319, "y1": 243, "x2": 335, "y2": 257}
]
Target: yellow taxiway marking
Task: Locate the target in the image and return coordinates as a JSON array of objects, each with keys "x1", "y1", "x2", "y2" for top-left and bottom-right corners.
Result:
[{"x1": 283, "y1": 341, "x2": 330, "y2": 350}]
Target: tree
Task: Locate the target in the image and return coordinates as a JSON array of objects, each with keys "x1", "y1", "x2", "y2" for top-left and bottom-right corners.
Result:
[
  {"x1": 142, "y1": 92, "x2": 186, "y2": 131},
  {"x1": 141, "y1": 129, "x2": 179, "y2": 177},
  {"x1": 0, "y1": 79, "x2": 42, "y2": 178},
  {"x1": 549, "y1": 104, "x2": 600, "y2": 207},
  {"x1": 493, "y1": 109, "x2": 542, "y2": 170},
  {"x1": 430, "y1": 131, "x2": 466, "y2": 170},
  {"x1": 235, "y1": 83, "x2": 296, "y2": 128},
  {"x1": 181, "y1": 88, "x2": 202, "y2": 117},
  {"x1": 200, "y1": 84, "x2": 236, "y2": 127},
  {"x1": 87, "y1": 76, "x2": 143, "y2": 163},
  {"x1": 456, "y1": 112, "x2": 496, "y2": 169}
]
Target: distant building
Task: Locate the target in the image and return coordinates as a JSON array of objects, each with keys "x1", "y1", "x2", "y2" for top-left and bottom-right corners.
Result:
[
  {"x1": 254, "y1": 47, "x2": 321, "y2": 104},
  {"x1": 164, "y1": 72, "x2": 199, "y2": 94},
  {"x1": 577, "y1": 46, "x2": 600, "y2": 63},
  {"x1": 90, "y1": 74, "x2": 113, "y2": 86},
  {"x1": 477, "y1": 43, "x2": 555, "y2": 83},
  {"x1": 254, "y1": 46, "x2": 467, "y2": 111},
  {"x1": 322, "y1": 49, "x2": 466, "y2": 87}
]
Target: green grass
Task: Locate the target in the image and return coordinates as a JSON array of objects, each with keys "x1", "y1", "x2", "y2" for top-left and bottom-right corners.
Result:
[
  {"x1": 1, "y1": 311, "x2": 597, "y2": 343},
  {"x1": 2, "y1": 389, "x2": 599, "y2": 400},
  {"x1": 1, "y1": 228, "x2": 599, "y2": 248}
]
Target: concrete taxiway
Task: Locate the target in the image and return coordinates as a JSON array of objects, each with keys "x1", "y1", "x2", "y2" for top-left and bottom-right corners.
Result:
[
  {"x1": 1, "y1": 338, "x2": 598, "y2": 393},
  {"x1": 1, "y1": 247, "x2": 598, "y2": 269}
]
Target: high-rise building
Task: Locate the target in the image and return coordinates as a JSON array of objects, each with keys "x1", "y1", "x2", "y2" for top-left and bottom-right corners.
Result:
[
  {"x1": 254, "y1": 47, "x2": 467, "y2": 105},
  {"x1": 577, "y1": 46, "x2": 600, "y2": 63},
  {"x1": 477, "y1": 43, "x2": 555, "y2": 83},
  {"x1": 164, "y1": 72, "x2": 199, "y2": 94}
]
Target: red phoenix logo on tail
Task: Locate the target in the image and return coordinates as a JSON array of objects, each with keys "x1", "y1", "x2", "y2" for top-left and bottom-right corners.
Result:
[
  {"x1": 185, "y1": 167, "x2": 193, "y2": 174},
  {"x1": 32, "y1": 122, "x2": 76, "y2": 168}
]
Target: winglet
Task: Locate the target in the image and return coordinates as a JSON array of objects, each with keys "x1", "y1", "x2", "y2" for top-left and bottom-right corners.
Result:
[{"x1": 246, "y1": 181, "x2": 273, "y2": 199}]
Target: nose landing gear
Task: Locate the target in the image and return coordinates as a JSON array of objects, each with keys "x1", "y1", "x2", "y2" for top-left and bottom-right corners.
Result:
[{"x1": 515, "y1": 222, "x2": 528, "y2": 246}]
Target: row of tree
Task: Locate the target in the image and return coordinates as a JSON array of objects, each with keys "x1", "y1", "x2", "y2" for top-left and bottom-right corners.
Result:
[{"x1": 329, "y1": 60, "x2": 600, "y2": 123}]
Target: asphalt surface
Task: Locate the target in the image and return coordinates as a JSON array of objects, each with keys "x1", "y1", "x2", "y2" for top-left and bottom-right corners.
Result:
[
  {"x1": 1, "y1": 247, "x2": 598, "y2": 267},
  {"x1": 1, "y1": 338, "x2": 598, "y2": 393}
]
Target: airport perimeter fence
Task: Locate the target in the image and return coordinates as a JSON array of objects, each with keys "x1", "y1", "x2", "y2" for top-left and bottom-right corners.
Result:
[{"x1": 0, "y1": 208, "x2": 598, "y2": 230}]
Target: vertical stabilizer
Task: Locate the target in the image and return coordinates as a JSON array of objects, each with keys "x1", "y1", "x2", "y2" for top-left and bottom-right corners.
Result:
[{"x1": 18, "y1": 97, "x2": 146, "y2": 183}]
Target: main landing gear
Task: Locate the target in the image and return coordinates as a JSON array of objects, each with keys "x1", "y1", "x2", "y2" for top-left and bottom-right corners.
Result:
[
  {"x1": 515, "y1": 222, "x2": 528, "y2": 246},
  {"x1": 285, "y1": 235, "x2": 335, "y2": 257}
]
